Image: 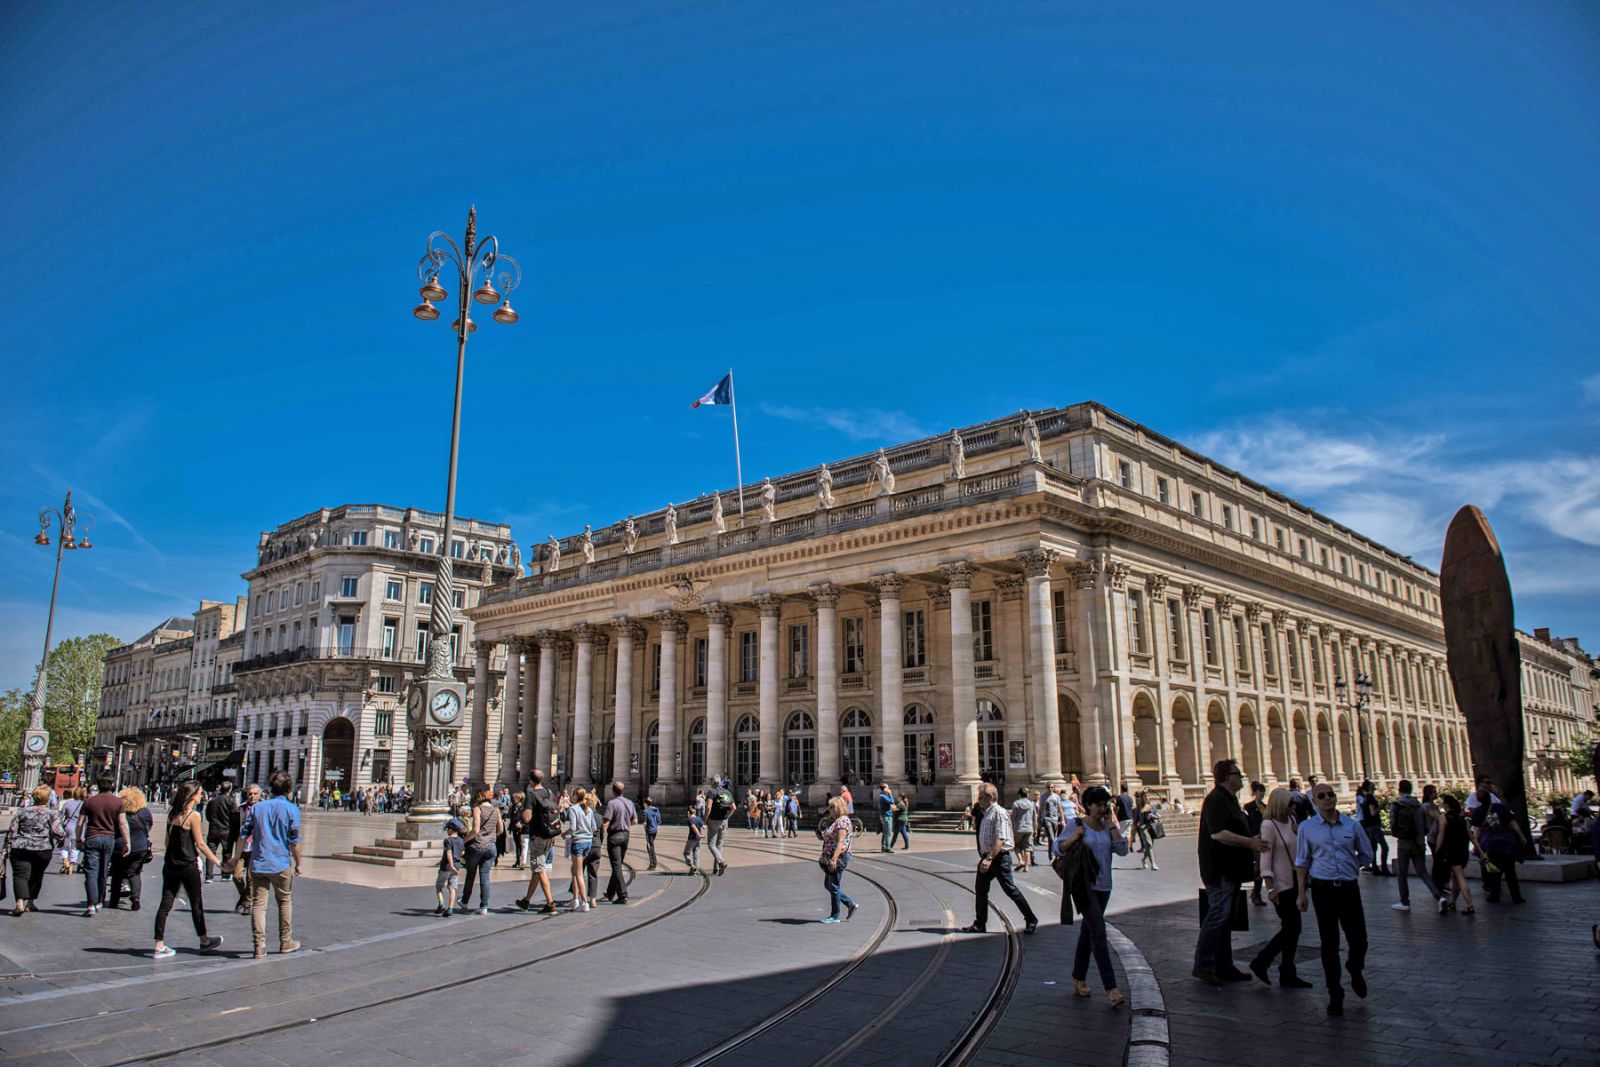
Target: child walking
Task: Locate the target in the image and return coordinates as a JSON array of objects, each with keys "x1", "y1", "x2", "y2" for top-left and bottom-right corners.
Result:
[{"x1": 436, "y1": 819, "x2": 464, "y2": 917}]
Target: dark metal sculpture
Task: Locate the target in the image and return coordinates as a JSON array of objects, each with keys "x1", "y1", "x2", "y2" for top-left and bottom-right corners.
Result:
[{"x1": 1439, "y1": 505, "x2": 1533, "y2": 850}]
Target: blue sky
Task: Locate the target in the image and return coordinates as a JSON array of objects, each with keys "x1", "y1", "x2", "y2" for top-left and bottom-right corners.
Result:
[{"x1": 2, "y1": 2, "x2": 1597, "y2": 688}]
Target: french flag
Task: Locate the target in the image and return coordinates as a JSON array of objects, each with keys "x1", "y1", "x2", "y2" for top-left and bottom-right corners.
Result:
[{"x1": 691, "y1": 373, "x2": 733, "y2": 408}]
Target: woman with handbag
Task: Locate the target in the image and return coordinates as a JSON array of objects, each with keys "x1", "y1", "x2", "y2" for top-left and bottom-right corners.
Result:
[
  {"x1": 108, "y1": 786, "x2": 155, "y2": 910},
  {"x1": 1055, "y1": 785, "x2": 1129, "y2": 1007},
  {"x1": 1248, "y1": 788, "x2": 1312, "y2": 988},
  {"x1": 458, "y1": 789, "x2": 501, "y2": 915},
  {"x1": 8, "y1": 785, "x2": 64, "y2": 915},
  {"x1": 818, "y1": 796, "x2": 859, "y2": 924},
  {"x1": 1135, "y1": 793, "x2": 1160, "y2": 871}
]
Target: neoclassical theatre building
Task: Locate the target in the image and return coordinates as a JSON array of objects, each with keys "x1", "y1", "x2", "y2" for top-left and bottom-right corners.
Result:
[{"x1": 470, "y1": 403, "x2": 1473, "y2": 808}]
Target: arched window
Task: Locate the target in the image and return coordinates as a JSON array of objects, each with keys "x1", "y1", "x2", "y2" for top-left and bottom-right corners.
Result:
[
  {"x1": 841, "y1": 707, "x2": 873, "y2": 780},
  {"x1": 904, "y1": 703, "x2": 934, "y2": 784},
  {"x1": 977, "y1": 699, "x2": 1003, "y2": 723},
  {"x1": 686, "y1": 717, "x2": 707, "y2": 787},
  {"x1": 646, "y1": 720, "x2": 660, "y2": 785},
  {"x1": 785, "y1": 711, "x2": 817, "y2": 785},
  {"x1": 735, "y1": 714, "x2": 760, "y2": 790}
]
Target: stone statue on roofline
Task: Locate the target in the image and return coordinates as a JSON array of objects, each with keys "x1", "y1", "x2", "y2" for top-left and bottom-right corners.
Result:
[
  {"x1": 1020, "y1": 412, "x2": 1042, "y2": 462},
  {"x1": 712, "y1": 491, "x2": 727, "y2": 533},
  {"x1": 622, "y1": 516, "x2": 639, "y2": 554},
  {"x1": 949, "y1": 428, "x2": 966, "y2": 479},
  {"x1": 868, "y1": 448, "x2": 896, "y2": 496},
  {"x1": 665, "y1": 503, "x2": 679, "y2": 545},
  {"x1": 816, "y1": 464, "x2": 836, "y2": 509},
  {"x1": 581, "y1": 524, "x2": 595, "y2": 564},
  {"x1": 546, "y1": 535, "x2": 561, "y2": 572},
  {"x1": 760, "y1": 478, "x2": 777, "y2": 523}
]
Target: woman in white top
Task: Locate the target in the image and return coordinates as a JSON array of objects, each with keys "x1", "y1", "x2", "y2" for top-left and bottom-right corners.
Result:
[
  {"x1": 1247, "y1": 788, "x2": 1312, "y2": 988},
  {"x1": 564, "y1": 788, "x2": 599, "y2": 912}
]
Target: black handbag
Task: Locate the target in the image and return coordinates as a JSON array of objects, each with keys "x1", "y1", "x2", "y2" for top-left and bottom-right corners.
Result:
[
  {"x1": 1196, "y1": 886, "x2": 1250, "y2": 932},
  {"x1": 1150, "y1": 817, "x2": 1167, "y2": 840}
]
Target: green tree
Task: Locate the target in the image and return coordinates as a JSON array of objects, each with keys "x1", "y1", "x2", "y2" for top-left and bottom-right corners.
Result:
[
  {"x1": 1566, "y1": 732, "x2": 1596, "y2": 783},
  {"x1": 0, "y1": 633, "x2": 122, "y2": 777}
]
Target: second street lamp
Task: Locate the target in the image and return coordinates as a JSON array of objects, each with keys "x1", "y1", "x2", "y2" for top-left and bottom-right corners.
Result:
[
  {"x1": 19, "y1": 490, "x2": 95, "y2": 795},
  {"x1": 1335, "y1": 672, "x2": 1375, "y2": 782},
  {"x1": 404, "y1": 206, "x2": 522, "y2": 827}
]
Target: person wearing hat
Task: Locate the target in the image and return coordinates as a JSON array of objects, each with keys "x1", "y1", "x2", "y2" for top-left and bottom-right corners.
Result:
[{"x1": 436, "y1": 820, "x2": 464, "y2": 917}]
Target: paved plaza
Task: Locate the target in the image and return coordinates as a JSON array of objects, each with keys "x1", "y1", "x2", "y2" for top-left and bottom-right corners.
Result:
[{"x1": 1, "y1": 810, "x2": 1596, "y2": 1066}]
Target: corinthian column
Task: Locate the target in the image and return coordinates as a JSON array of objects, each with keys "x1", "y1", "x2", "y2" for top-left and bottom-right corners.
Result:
[
  {"x1": 812, "y1": 584, "x2": 840, "y2": 805},
  {"x1": 613, "y1": 620, "x2": 641, "y2": 788},
  {"x1": 520, "y1": 640, "x2": 538, "y2": 782},
  {"x1": 500, "y1": 640, "x2": 522, "y2": 784},
  {"x1": 470, "y1": 639, "x2": 492, "y2": 783},
  {"x1": 704, "y1": 605, "x2": 730, "y2": 785},
  {"x1": 1020, "y1": 549, "x2": 1066, "y2": 785},
  {"x1": 755, "y1": 594, "x2": 783, "y2": 789},
  {"x1": 942, "y1": 562, "x2": 980, "y2": 805},
  {"x1": 656, "y1": 612, "x2": 685, "y2": 801},
  {"x1": 535, "y1": 631, "x2": 558, "y2": 780},
  {"x1": 572, "y1": 624, "x2": 597, "y2": 786},
  {"x1": 874, "y1": 574, "x2": 906, "y2": 785}
]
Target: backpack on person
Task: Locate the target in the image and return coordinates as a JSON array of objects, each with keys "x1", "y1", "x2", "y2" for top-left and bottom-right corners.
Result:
[
  {"x1": 524, "y1": 788, "x2": 561, "y2": 839},
  {"x1": 709, "y1": 788, "x2": 736, "y2": 821},
  {"x1": 1389, "y1": 800, "x2": 1417, "y2": 842}
]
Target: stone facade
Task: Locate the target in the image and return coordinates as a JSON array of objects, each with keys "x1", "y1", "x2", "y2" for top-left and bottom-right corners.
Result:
[
  {"x1": 234, "y1": 504, "x2": 515, "y2": 795},
  {"x1": 1516, "y1": 628, "x2": 1597, "y2": 795},
  {"x1": 95, "y1": 616, "x2": 194, "y2": 784},
  {"x1": 469, "y1": 403, "x2": 1482, "y2": 808}
]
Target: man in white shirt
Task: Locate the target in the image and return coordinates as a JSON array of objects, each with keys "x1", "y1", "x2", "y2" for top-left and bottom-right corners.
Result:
[{"x1": 962, "y1": 784, "x2": 1038, "y2": 936}]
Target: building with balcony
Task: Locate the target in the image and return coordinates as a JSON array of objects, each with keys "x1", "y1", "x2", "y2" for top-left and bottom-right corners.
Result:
[
  {"x1": 471, "y1": 402, "x2": 1477, "y2": 808},
  {"x1": 95, "y1": 615, "x2": 194, "y2": 785},
  {"x1": 234, "y1": 504, "x2": 516, "y2": 794},
  {"x1": 1517, "y1": 628, "x2": 1597, "y2": 796}
]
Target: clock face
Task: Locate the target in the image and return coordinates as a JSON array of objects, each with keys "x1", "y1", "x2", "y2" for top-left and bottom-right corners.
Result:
[
  {"x1": 407, "y1": 687, "x2": 424, "y2": 721},
  {"x1": 26, "y1": 735, "x2": 47, "y2": 753},
  {"x1": 431, "y1": 689, "x2": 461, "y2": 723}
]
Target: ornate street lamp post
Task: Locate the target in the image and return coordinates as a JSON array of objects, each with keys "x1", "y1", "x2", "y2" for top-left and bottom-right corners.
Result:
[
  {"x1": 1335, "y1": 672, "x2": 1374, "y2": 782},
  {"x1": 19, "y1": 491, "x2": 94, "y2": 794},
  {"x1": 402, "y1": 207, "x2": 521, "y2": 827}
]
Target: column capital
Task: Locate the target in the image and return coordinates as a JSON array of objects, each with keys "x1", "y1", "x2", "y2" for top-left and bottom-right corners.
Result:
[
  {"x1": 611, "y1": 618, "x2": 645, "y2": 642},
  {"x1": 655, "y1": 611, "x2": 688, "y2": 636},
  {"x1": 810, "y1": 582, "x2": 841, "y2": 607},
  {"x1": 536, "y1": 629, "x2": 561, "y2": 650},
  {"x1": 753, "y1": 594, "x2": 784, "y2": 617},
  {"x1": 1017, "y1": 548, "x2": 1060, "y2": 578},
  {"x1": 929, "y1": 587, "x2": 951, "y2": 609},
  {"x1": 871, "y1": 573, "x2": 905, "y2": 598},
  {"x1": 572, "y1": 622, "x2": 602, "y2": 645},
  {"x1": 939, "y1": 561, "x2": 976, "y2": 588},
  {"x1": 1105, "y1": 560, "x2": 1131, "y2": 590},
  {"x1": 473, "y1": 638, "x2": 496, "y2": 654},
  {"x1": 702, "y1": 603, "x2": 732, "y2": 627},
  {"x1": 1146, "y1": 573, "x2": 1170, "y2": 599},
  {"x1": 1182, "y1": 582, "x2": 1206, "y2": 609},
  {"x1": 1245, "y1": 601, "x2": 1265, "y2": 624},
  {"x1": 1068, "y1": 560, "x2": 1098, "y2": 589},
  {"x1": 995, "y1": 575, "x2": 1025, "y2": 602},
  {"x1": 1214, "y1": 593, "x2": 1236, "y2": 615}
]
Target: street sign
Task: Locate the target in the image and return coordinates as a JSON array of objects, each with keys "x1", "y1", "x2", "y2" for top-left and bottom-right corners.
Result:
[{"x1": 325, "y1": 769, "x2": 346, "y2": 781}]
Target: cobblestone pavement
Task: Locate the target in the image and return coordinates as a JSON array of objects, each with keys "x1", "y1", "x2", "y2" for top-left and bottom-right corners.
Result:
[{"x1": 2, "y1": 815, "x2": 1593, "y2": 1066}]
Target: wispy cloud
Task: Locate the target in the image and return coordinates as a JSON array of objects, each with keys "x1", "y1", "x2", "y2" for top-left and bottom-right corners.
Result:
[
  {"x1": 758, "y1": 403, "x2": 930, "y2": 444},
  {"x1": 1191, "y1": 417, "x2": 1600, "y2": 627},
  {"x1": 1583, "y1": 373, "x2": 1600, "y2": 405}
]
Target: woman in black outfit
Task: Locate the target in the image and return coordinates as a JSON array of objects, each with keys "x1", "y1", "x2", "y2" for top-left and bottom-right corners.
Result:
[
  {"x1": 152, "y1": 781, "x2": 226, "y2": 959},
  {"x1": 108, "y1": 786, "x2": 154, "y2": 910}
]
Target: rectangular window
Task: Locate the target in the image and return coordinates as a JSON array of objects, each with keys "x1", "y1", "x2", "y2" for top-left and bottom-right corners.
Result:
[
  {"x1": 1156, "y1": 477, "x2": 1170, "y2": 505},
  {"x1": 375, "y1": 709, "x2": 393, "y2": 735},
  {"x1": 1222, "y1": 504, "x2": 1234, "y2": 530},
  {"x1": 1259, "y1": 622, "x2": 1275, "y2": 675},
  {"x1": 451, "y1": 539, "x2": 465, "y2": 559},
  {"x1": 1053, "y1": 589, "x2": 1071, "y2": 654},
  {"x1": 1310, "y1": 636, "x2": 1324, "y2": 684},
  {"x1": 739, "y1": 631, "x2": 758, "y2": 684},
  {"x1": 385, "y1": 579, "x2": 402, "y2": 601},
  {"x1": 1274, "y1": 529, "x2": 1285, "y2": 551},
  {"x1": 383, "y1": 530, "x2": 400, "y2": 549},
  {"x1": 843, "y1": 618, "x2": 866, "y2": 674},
  {"x1": 294, "y1": 582, "x2": 304, "y2": 606},
  {"x1": 1118, "y1": 460, "x2": 1134, "y2": 489},
  {"x1": 338, "y1": 615, "x2": 355, "y2": 655},
  {"x1": 651, "y1": 643, "x2": 662, "y2": 693},
  {"x1": 972, "y1": 599, "x2": 994, "y2": 661},
  {"x1": 1190, "y1": 492, "x2": 1204, "y2": 518},
  {"x1": 452, "y1": 588, "x2": 465, "y2": 609},
  {"x1": 1249, "y1": 516, "x2": 1261, "y2": 540},
  {"x1": 340, "y1": 576, "x2": 358, "y2": 598},
  {"x1": 449, "y1": 625, "x2": 461, "y2": 664},
  {"x1": 1202, "y1": 608, "x2": 1219, "y2": 666},
  {"x1": 266, "y1": 591, "x2": 276, "y2": 613},
  {"x1": 419, "y1": 536, "x2": 435, "y2": 554},
  {"x1": 902, "y1": 610, "x2": 927, "y2": 668},
  {"x1": 293, "y1": 620, "x2": 302, "y2": 648},
  {"x1": 418, "y1": 582, "x2": 433, "y2": 606},
  {"x1": 693, "y1": 637, "x2": 708, "y2": 688},
  {"x1": 415, "y1": 622, "x2": 430, "y2": 662},
  {"x1": 1339, "y1": 556, "x2": 1348, "y2": 576},
  {"x1": 310, "y1": 579, "x2": 320, "y2": 601},
  {"x1": 1299, "y1": 537, "x2": 1309, "y2": 560},
  {"x1": 382, "y1": 619, "x2": 398, "y2": 659},
  {"x1": 1287, "y1": 637, "x2": 1301, "y2": 682},
  {"x1": 1166, "y1": 598, "x2": 1185, "y2": 660},
  {"x1": 349, "y1": 530, "x2": 368, "y2": 546},
  {"x1": 1319, "y1": 547, "x2": 1329, "y2": 568},
  {"x1": 1232, "y1": 616, "x2": 1250, "y2": 673},
  {"x1": 1128, "y1": 590, "x2": 1148, "y2": 655},
  {"x1": 789, "y1": 623, "x2": 810, "y2": 678}
]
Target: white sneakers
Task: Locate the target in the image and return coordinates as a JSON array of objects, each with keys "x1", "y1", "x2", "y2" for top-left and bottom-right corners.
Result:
[{"x1": 1391, "y1": 902, "x2": 1411, "y2": 911}]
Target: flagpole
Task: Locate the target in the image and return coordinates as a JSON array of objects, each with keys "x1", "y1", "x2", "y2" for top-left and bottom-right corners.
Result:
[{"x1": 729, "y1": 368, "x2": 745, "y2": 516}]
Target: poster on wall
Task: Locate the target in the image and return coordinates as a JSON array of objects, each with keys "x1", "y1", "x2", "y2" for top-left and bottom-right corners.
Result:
[
  {"x1": 1008, "y1": 740, "x2": 1026, "y2": 768},
  {"x1": 937, "y1": 742, "x2": 954, "y2": 771}
]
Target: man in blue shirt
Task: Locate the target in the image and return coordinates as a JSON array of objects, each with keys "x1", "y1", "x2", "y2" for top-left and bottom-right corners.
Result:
[
  {"x1": 1295, "y1": 781, "x2": 1374, "y2": 1016},
  {"x1": 877, "y1": 784, "x2": 896, "y2": 854},
  {"x1": 641, "y1": 796, "x2": 662, "y2": 871},
  {"x1": 241, "y1": 770, "x2": 302, "y2": 959}
]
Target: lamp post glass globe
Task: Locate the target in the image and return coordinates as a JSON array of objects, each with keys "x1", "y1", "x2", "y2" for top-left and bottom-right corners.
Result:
[
  {"x1": 450, "y1": 317, "x2": 477, "y2": 334},
  {"x1": 34, "y1": 531, "x2": 48, "y2": 546},
  {"x1": 419, "y1": 277, "x2": 446, "y2": 302},
  {"x1": 413, "y1": 300, "x2": 440, "y2": 321},
  {"x1": 492, "y1": 300, "x2": 518, "y2": 324},
  {"x1": 472, "y1": 282, "x2": 500, "y2": 305}
]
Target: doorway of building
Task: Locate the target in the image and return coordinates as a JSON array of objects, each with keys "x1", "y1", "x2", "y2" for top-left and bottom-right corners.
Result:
[
  {"x1": 977, "y1": 699, "x2": 1005, "y2": 789},
  {"x1": 321, "y1": 717, "x2": 355, "y2": 792}
]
